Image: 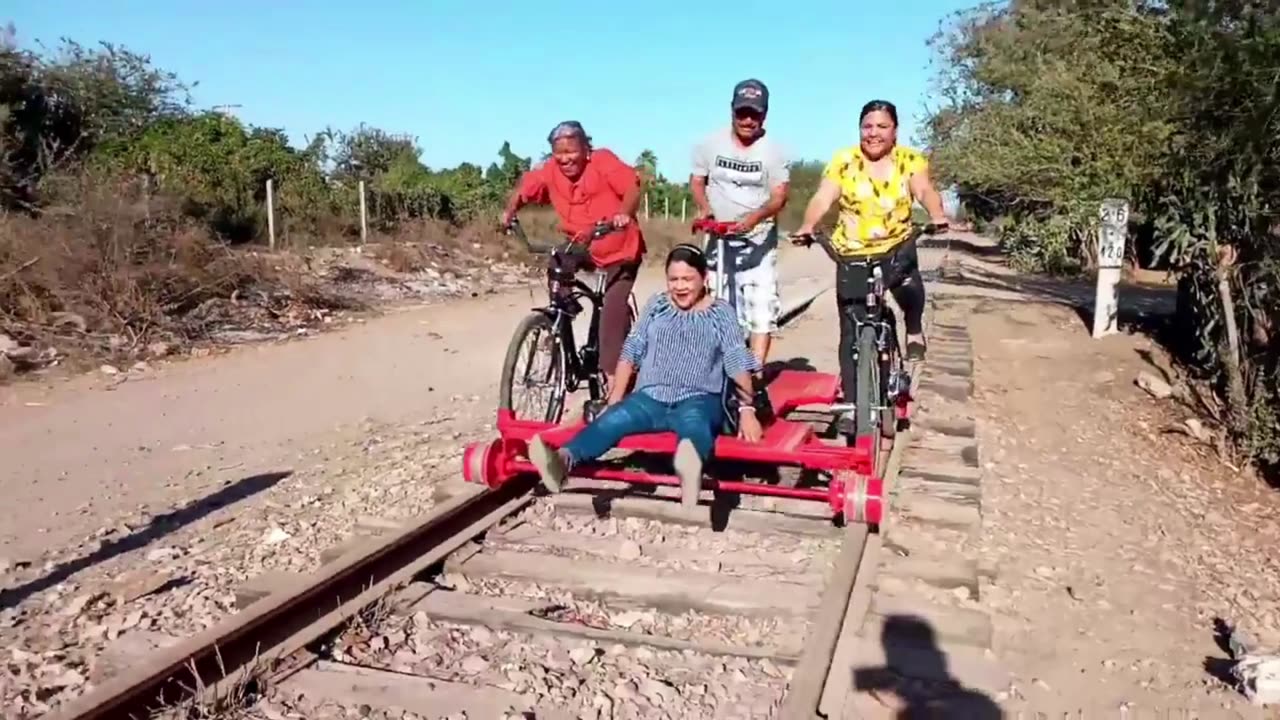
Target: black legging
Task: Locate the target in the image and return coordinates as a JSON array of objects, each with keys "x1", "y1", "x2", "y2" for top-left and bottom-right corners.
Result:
[{"x1": 835, "y1": 238, "x2": 925, "y2": 402}]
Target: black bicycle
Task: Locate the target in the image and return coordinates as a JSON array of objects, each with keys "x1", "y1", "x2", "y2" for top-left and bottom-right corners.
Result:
[
  {"x1": 498, "y1": 217, "x2": 638, "y2": 424},
  {"x1": 790, "y1": 222, "x2": 947, "y2": 442}
]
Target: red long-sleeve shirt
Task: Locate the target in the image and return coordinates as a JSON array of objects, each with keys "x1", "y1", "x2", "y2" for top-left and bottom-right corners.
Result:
[{"x1": 515, "y1": 148, "x2": 646, "y2": 267}]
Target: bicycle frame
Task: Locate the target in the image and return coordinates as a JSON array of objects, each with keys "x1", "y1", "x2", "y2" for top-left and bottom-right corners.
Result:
[
  {"x1": 505, "y1": 218, "x2": 618, "y2": 400},
  {"x1": 691, "y1": 219, "x2": 733, "y2": 307},
  {"x1": 544, "y1": 262, "x2": 611, "y2": 398},
  {"x1": 690, "y1": 218, "x2": 758, "y2": 339},
  {"x1": 689, "y1": 218, "x2": 776, "y2": 430},
  {"x1": 827, "y1": 260, "x2": 899, "y2": 417}
]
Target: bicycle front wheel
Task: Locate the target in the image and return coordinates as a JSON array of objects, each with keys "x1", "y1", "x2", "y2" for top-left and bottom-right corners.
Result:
[
  {"x1": 499, "y1": 312, "x2": 568, "y2": 424},
  {"x1": 854, "y1": 323, "x2": 881, "y2": 441}
]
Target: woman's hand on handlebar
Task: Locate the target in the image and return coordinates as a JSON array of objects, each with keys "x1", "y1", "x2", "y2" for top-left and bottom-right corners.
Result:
[
  {"x1": 610, "y1": 213, "x2": 632, "y2": 229},
  {"x1": 789, "y1": 225, "x2": 817, "y2": 246},
  {"x1": 923, "y1": 218, "x2": 950, "y2": 235}
]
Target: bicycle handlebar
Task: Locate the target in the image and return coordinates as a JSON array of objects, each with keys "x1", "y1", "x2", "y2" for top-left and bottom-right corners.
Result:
[
  {"x1": 789, "y1": 221, "x2": 950, "y2": 264},
  {"x1": 503, "y1": 217, "x2": 617, "y2": 255},
  {"x1": 691, "y1": 218, "x2": 738, "y2": 236}
]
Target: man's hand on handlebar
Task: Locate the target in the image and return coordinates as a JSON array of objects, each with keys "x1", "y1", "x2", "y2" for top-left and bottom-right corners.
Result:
[
  {"x1": 609, "y1": 213, "x2": 632, "y2": 230},
  {"x1": 728, "y1": 218, "x2": 757, "y2": 235},
  {"x1": 691, "y1": 217, "x2": 742, "y2": 237},
  {"x1": 566, "y1": 219, "x2": 618, "y2": 245}
]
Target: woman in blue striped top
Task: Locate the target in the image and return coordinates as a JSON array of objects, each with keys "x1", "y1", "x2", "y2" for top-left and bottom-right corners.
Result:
[{"x1": 529, "y1": 244, "x2": 765, "y2": 507}]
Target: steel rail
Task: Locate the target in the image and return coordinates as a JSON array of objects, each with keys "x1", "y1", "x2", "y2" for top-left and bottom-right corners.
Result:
[{"x1": 50, "y1": 478, "x2": 535, "y2": 720}]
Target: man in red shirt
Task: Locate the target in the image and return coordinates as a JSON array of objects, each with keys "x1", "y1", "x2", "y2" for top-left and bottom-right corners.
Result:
[{"x1": 501, "y1": 121, "x2": 646, "y2": 391}]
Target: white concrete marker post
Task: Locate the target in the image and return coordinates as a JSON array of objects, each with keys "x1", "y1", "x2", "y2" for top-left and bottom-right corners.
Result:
[
  {"x1": 1092, "y1": 198, "x2": 1129, "y2": 338},
  {"x1": 358, "y1": 180, "x2": 368, "y2": 243},
  {"x1": 265, "y1": 178, "x2": 276, "y2": 250}
]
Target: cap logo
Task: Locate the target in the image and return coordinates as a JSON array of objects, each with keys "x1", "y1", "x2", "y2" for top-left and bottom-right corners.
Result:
[{"x1": 738, "y1": 87, "x2": 762, "y2": 99}]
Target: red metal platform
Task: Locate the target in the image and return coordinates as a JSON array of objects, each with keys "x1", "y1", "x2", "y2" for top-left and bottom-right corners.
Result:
[{"x1": 463, "y1": 370, "x2": 895, "y2": 525}]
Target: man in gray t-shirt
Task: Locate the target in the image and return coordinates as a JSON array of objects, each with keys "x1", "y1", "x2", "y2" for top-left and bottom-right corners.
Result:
[{"x1": 690, "y1": 78, "x2": 791, "y2": 366}]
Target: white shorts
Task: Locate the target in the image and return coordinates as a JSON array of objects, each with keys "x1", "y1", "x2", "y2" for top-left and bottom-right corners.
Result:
[{"x1": 707, "y1": 246, "x2": 779, "y2": 336}]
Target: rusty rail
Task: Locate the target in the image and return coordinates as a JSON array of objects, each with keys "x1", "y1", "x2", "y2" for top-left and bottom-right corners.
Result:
[{"x1": 50, "y1": 479, "x2": 534, "y2": 720}]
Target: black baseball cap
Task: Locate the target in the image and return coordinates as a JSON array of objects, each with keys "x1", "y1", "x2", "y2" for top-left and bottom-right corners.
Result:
[{"x1": 731, "y1": 79, "x2": 768, "y2": 113}]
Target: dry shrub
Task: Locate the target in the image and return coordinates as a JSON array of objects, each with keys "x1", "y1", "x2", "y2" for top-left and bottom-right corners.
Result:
[
  {"x1": 368, "y1": 211, "x2": 691, "y2": 273},
  {"x1": 0, "y1": 180, "x2": 335, "y2": 371},
  {"x1": 452, "y1": 210, "x2": 693, "y2": 268},
  {"x1": 364, "y1": 216, "x2": 538, "y2": 276},
  {"x1": 0, "y1": 186, "x2": 710, "y2": 379},
  {"x1": 368, "y1": 242, "x2": 430, "y2": 274},
  {"x1": 640, "y1": 217, "x2": 695, "y2": 259}
]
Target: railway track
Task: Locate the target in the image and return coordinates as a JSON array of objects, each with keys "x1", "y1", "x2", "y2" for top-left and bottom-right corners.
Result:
[{"x1": 49, "y1": 294, "x2": 997, "y2": 720}]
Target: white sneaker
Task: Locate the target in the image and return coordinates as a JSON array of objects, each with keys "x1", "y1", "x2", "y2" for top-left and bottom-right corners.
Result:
[
  {"x1": 528, "y1": 436, "x2": 567, "y2": 493},
  {"x1": 674, "y1": 439, "x2": 703, "y2": 509}
]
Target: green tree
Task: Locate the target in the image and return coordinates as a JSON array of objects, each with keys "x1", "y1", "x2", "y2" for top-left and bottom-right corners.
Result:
[
  {"x1": 778, "y1": 159, "x2": 828, "y2": 230},
  {"x1": 923, "y1": 0, "x2": 1177, "y2": 271},
  {"x1": 93, "y1": 112, "x2": 327, "y2": 241},
  {"x1": 924, "y1": 0, "x2": 1280, "y2": 468},
  {"x1": 634, "y1": 149, "x2": 658, "y2": 185},
  {"x1": 1, "y1": 37, "x2": 190, "y2": 206}
]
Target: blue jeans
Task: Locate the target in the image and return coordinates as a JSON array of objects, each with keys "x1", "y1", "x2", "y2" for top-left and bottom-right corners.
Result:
[{"x1": 562, "y1": 391, "x2": 724, "y2": 465}]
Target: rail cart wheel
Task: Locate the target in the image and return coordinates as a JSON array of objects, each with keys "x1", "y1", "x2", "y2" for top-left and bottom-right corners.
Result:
[
  {"x1": 462, "y1": 439, "x2": 505, "y2": 488},
  {"x1": 842, "y1": 472, "x2": 884, "y2": 526}
]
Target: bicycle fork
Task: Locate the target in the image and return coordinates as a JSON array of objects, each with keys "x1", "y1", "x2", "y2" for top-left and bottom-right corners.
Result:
[{"x1": 579, "y1": 271, "x2": 612, "y2": 422}]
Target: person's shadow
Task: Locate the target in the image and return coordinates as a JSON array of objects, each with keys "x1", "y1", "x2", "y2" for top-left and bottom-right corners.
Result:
[{"x1": 852, "y1": 615, "x2": 1003, "y2": 718}]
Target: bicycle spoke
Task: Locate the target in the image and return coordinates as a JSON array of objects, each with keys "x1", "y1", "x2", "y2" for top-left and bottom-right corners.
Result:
[{"x1": 511, "y1": 327, "x2": 561, "y2": 420}]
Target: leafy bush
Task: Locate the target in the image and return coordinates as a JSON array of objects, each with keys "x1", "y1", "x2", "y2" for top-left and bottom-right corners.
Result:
[{"x1": 924, "y1": 0, "x2": 1280, "y2": 469}]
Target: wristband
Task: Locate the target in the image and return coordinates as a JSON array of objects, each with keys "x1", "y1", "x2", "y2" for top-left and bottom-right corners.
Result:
[{"x1": 738, "y1": 405, "x2": 756, "y2": 414}]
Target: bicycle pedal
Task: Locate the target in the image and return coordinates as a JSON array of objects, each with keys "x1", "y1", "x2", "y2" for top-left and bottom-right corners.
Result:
[
  {"x1": 582, "y1": 399, "x2": 606, "y2": 423},
  {"x1": 891, "y1": 371, "x2": 913, "y2": 396}
]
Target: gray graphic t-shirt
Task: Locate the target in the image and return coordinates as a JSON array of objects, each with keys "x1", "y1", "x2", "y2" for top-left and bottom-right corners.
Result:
[{"x1": 691, "y1": 129, "x2": 790, "y2": 246}]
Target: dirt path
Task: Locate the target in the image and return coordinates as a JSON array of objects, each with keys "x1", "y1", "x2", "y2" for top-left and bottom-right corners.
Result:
[
  {"x1": 0, "y1": 239, "x2": 949, "y2": 718},
  {"x1": 13, "y1": 233, "x2": 1274, "y2": 716},
  {"x1": 0, "y1": 242, "x2": 880, "y2": 561},
  {"x1": 923, "y1": 253, "x2": 1280, "y2": 716}
]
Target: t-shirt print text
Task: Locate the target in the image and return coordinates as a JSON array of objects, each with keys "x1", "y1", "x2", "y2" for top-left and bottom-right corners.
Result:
[{"x1": 713, "y1": 155, "x2": 764, "y2": 186}]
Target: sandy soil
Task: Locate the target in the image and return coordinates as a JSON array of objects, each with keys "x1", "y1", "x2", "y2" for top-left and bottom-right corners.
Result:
[
  {"x1": 934, "y1": 253, "x2": 1279, "y2": 717},
  {"x1": 0, "y1": 243, "x2": 844, "y2": 561},
  {"x1": 4, "y1": 234, "x2": 1278, "y2": 716}
]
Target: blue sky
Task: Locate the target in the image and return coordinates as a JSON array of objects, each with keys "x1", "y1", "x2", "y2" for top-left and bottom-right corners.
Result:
[{"x1": 9, "y1": 0, "x2": 974, "y2": 180}]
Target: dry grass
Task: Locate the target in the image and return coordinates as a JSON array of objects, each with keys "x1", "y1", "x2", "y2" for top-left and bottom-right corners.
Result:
[
  {"x1": 363, "y1": 211, "x2": 692, "y2": 275},
  {"x1": 0, "y1": 183, "x2": 355, "y2": 375},
  {"x1": 0, "y1": 191, "x2": 699, "y2": 383},
  {"x1": 497, "y1": 209, "x2": 695, "y2": 261},
  {"x1": 365, "y1": 216, "x2": 538, "y2": 272},
  {"x1": 640, "y1": 216, "x2": 695, "y2": 259},
  {"x1": 157, "y1": 659, "x2": 270, "y2": 720}
]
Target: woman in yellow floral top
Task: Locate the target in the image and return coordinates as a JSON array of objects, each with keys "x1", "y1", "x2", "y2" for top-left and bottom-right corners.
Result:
[{"x1": 793, "y1": 100, "x2": 948, "y2": 364}]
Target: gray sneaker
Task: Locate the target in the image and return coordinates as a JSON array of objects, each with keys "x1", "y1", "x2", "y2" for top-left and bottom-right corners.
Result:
[
  {"x1": 528, "y1": 436, "x2": 567, "y2": 493},
  {"x1": 674, "y1": 439, "x2": 703, "y2": 509}
]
